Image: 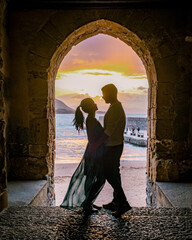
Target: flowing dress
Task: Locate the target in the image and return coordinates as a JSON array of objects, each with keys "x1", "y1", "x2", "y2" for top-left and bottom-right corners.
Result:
[{"x1": 60, "y1": 116, "x2": 105, "y2": 209}]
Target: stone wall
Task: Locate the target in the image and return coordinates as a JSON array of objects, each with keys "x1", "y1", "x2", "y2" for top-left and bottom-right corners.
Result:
[
  {"x1": 6, "y1": 7, "x2": 192, "y2": 184},
  {"x1": 6, "y1": 10, "x2": 55, "y2": 180},
  {"x1": 0, "y1": 3, "x2": 191, "y2": 210},
  {"x1": 189, "y1": 49, "x2": 192, "y2": 159},
  {"x1": 0, "y1": 0, "x2": 8, "y2": 211}
]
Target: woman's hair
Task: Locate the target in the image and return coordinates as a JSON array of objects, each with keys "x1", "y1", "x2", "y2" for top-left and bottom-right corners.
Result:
[
  {"x1": 73, "y1": 106, "x2": 84, "y2": 132},
  {"x1": 73, "y1": 98, "x2": 95, "y2": 132}
]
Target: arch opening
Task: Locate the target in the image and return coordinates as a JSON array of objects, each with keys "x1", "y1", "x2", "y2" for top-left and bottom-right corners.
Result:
[
  {"x1": 48, "y1": 19, "x2": 156, "y2": 206},
  {"x1": 48, "y1": 19, "x2": 156, "y2": 175},
  {"x1": 54, "y1": 32, "x2": 149, "y2": 206}
]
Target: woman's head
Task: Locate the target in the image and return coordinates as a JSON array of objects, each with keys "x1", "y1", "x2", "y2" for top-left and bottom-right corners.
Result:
[
  {"x1": 73, "y1": 98, "x2": 97, "y2": 132},
  {"x1": 80, "y1": 98, "x2": 98, "y2": 113}
]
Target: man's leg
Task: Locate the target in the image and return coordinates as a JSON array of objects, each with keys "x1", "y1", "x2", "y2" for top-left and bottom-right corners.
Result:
[
  {"x1": 103, "y1": 144, "x2": 127, "y2": 204},
  {"x1": 103, "y1": 144, "x2": 131, "y2": 216}
]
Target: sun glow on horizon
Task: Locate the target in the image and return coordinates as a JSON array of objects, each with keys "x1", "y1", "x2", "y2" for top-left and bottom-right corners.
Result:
[{"x1": 55, "y1": 69, "x2": 148, "y2": 98}]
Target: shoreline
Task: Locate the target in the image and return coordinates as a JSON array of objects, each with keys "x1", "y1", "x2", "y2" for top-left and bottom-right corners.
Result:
[
  {"x1": 55, "y1": 160, "x2": 146, "y2": 164},
  {"x1": 54, "y1": 161, "x2": 147, "y2": 207}
]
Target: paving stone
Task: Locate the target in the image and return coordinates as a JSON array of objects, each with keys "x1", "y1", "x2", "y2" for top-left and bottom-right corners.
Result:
[{"x1": 0, "y1": 206, "x2": 192, "y2": 240}]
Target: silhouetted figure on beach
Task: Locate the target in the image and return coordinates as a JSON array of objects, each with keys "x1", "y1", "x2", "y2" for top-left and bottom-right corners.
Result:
[
  {"x1": 60, "y1": 98, "x2": 106, "y2": 214},
  {"x1": 101, "y1": 84, "x2": 132, "y2": 217},
  {"x1": 132, "y1": 126, "x2": 135, "y2": 135}
]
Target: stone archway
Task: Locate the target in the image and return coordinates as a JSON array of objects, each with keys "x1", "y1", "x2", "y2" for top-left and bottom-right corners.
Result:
[
  {"x1": 29, "y1": 18, "x2": 159, "y2": 186},
  {"x1": 49, "y1": 19, "x2": 156, "y2": 178},
  {"x1": 6, "y1": 8, "x2": 191, "y2": 207},
  {"x1": 24, "y1": 18, "x2": 172, "y2": 182}
]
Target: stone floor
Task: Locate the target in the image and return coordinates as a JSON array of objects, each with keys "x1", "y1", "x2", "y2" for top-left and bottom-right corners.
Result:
[
  {"x1": 156, "y1": 182, "x2": 192, "y2": 208},
  {"x1": 0, "y1": 206, "x2": 192, "y2": 239},
  {"x1": 8, "y1": 180, "x2": 47, "y2": 206}
]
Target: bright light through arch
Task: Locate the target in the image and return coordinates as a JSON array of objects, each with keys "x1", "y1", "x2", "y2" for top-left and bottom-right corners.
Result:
[{"x1": 55, "y1": 33, "x2": 148, "y2": 114}]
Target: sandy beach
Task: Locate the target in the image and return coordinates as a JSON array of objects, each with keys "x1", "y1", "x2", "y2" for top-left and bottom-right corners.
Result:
[{"x1": 54, "y1": 161, "x2": 147, "y2": 207}]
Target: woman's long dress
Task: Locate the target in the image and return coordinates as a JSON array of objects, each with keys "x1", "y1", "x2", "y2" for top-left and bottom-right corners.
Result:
[{"x1": 60, "y1": 116, "x2": 105, "y2": 209}]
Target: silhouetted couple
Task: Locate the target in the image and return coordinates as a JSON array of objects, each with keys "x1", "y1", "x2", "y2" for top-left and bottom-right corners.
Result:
[{"x1": 60, "y1": 84, "x2": 131, "y2": 217}]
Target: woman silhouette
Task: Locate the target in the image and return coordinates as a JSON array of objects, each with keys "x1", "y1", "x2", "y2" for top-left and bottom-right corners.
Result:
[{"x1": 60, "y1": 98, "x2": 107, "y2": 214}]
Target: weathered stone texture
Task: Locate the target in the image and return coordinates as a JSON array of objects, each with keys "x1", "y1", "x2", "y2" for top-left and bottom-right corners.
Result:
[
  {"x1": 7, "y1": 8, "x2": 192, "y2": 182},
  {"x1": 0, "y1": 206, "x2": 192, "y2": 240},
  {"x1": 0, "y1": 3, "x2": 191, "y2": 211},
  {"x1": 0, "y1": 0, "x2": 8, "y2": 211},
  {"x1": 9, "y1": 157, "x2": 48, "y2": 180},
  {"x1": 0, "y1": 190, "x2": 7, "y2": 212}
]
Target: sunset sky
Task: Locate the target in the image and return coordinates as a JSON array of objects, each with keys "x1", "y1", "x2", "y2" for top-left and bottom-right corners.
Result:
[{"x1": 55, "y1": 34, "x2": 148, "y2": 114}]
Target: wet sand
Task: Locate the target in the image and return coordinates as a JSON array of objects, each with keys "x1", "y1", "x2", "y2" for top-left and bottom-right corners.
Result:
[{"x1": 54, "y1": 161, "x2": 147, "y2": 207}]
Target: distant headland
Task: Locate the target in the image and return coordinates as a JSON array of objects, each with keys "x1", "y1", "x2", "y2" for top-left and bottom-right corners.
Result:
[{"x1": 55, "y1": 99, "x2": 75, "y2": 114}]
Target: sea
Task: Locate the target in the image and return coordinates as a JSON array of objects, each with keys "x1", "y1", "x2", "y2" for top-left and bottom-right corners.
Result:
[{"x1": 55, "y1": 114, "x2": 147, "y2": 164}]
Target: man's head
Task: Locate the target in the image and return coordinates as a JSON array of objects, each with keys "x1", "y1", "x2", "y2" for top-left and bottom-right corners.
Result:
[{"x1": 101, "y1": 84, "x2": 118, "y2": 104}]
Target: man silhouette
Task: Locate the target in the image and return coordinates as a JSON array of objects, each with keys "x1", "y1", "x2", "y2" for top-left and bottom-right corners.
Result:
[{"x1": 101, "y1": 83, "x2": 131, "y2": 217}]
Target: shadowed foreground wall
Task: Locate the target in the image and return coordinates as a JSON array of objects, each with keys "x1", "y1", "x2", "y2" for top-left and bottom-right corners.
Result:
[{"x1": 0, "y1": 0, "x2": 8, "y2": 211}]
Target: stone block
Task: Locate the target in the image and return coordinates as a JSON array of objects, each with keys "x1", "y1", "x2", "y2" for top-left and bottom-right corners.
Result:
[
  {"x1": 30, "y1": 30, "x2": 58, "y2": 59},
  {"x1": 156, "y1": 82, "x2": 174, "y2": 107},
  {"x1": 158, "y1": 39, "x2": 177, "y2": 59},
  {"x1": 156, "y1": 106, "x2": 174, "y2": 120},
  {"x1": 29, "y1": 98, "x2": 47, "y2": 118},
  {"x1": 150, "y1": 106, "x2": 156, "y2": 121},
  {"x1": 155, "y1": 56, "x2": 180, "y2": 84},
  {"x1": 174, "y1": 91, "x2": 190, "y2": 116},
  {"x1": 28, "y1": 71, "x2": 48, "y2": 98},
  {"x1": 146, "y1": 177, "x2": 157, "y2": 207},
  {"x1": 154, "y1": 140, "x2": 173, "y2": 159},
  {"x1": 156, "y1": 159, "x2": 179, "y2": 182},
  {"x1": 28, "y1": 53, "x2": 50, "y2": 71},
  {"x1": 156, "y1": 119, "x2": 173, "y2": 140},
  {"x1": 29, "y1": 144, "x2": 48, "y2": 158},
  {"x1": 42, "y1": 20, "x2": 65, "y2": 45},
  {"x1": 0, "y1": 56, "x2": 3, "y2": 68},
  {"x1": 0, "y1": 168, "x2": 6, "y2": 189},
  {"x1": 150, "y1": 119, "x2": 156, "y2": 139},
  {"x1": 50, "y1": 11, "x2": 76, "y2": 38},
  {"x1": 0, "y1": 190, "x2": 8, "y2": 212},
  {"x1": 0, "y1": 122, "x2": 6, "y2": 174},
  {"x1": 173, "y1": 115, "x2": 189, "y2": 141},
  {"x1": 14, "y1": 10, "x2": 55, "y2": 46},
  {"x1": 151, "y1": 84, "x2": 157, "y2": 106},
  {"x1": 7, "y1": 143, "x2": 29, "y2": 158},
  {"x1": 30, "y1": 181, "x2": 49, "y2": 206},
  {"x1": 10, "y1": 157, "x2": 48, "y2": 180},
  {"x1": 29, "y1": 118, "x2": 48, "y2": 145},
  {"x1": 15, "y1": 126, "x2": 29, "y2": 144},
  {"x1": 156, "y1": 184, "x2": 173, "y2": 207}
]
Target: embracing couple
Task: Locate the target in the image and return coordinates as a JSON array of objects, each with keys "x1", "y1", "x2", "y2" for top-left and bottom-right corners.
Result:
[{"x1": 60, "y1": 83, "x2": 131, "y2": 217}]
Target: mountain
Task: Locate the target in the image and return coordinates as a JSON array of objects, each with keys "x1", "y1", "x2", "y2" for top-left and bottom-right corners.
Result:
[{"x1": 55, "y1": 98, "x2": 75, "y2": 114}]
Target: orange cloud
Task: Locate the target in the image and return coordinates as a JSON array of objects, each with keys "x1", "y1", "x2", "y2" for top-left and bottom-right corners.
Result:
[{"x1": 59, "y1": 34, "x2": 145, "y2": 76}]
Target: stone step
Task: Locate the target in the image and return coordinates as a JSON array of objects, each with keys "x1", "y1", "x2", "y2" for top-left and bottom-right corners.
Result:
[{"x1": 0, "y1": 206, "x2": 192, "y2": 239}]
